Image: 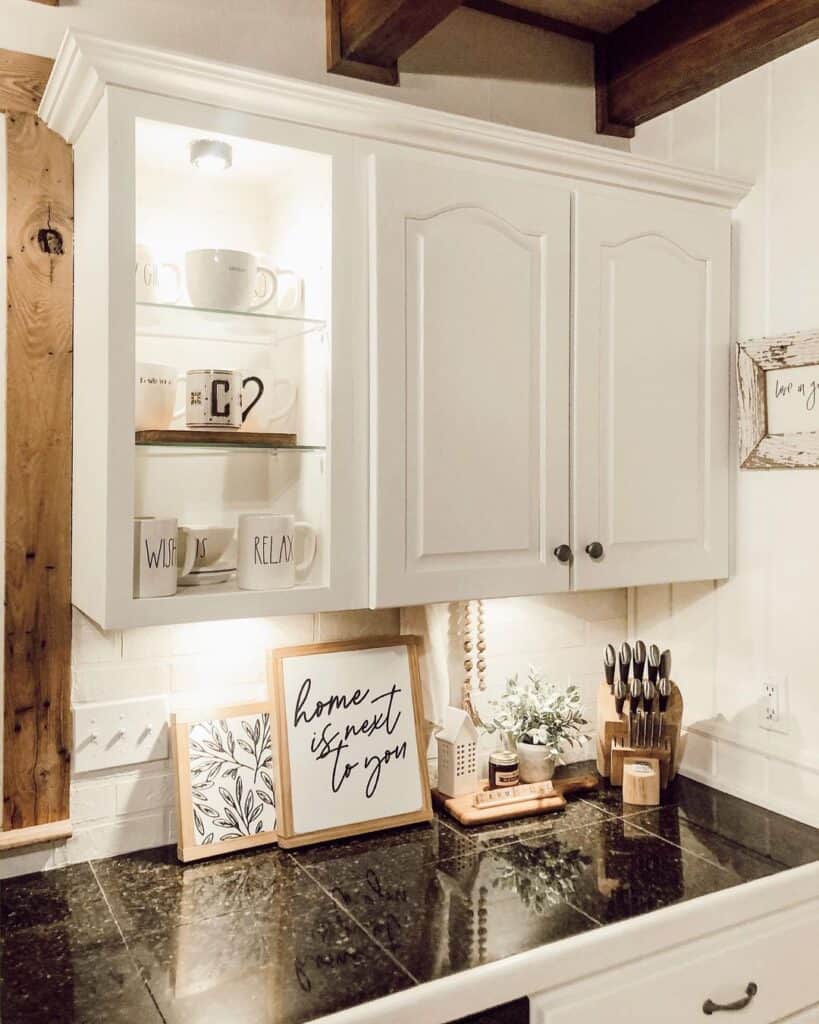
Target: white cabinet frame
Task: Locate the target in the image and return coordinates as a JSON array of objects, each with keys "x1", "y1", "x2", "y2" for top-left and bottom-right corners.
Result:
[{"x1": 72, "y1": 87, "x2": 367, "y2": 628}]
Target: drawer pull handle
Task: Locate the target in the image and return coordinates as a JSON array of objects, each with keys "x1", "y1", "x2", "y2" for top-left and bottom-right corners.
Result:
[{"x1": 703, "y1": 982, "x2": 758, "y2": 1015}]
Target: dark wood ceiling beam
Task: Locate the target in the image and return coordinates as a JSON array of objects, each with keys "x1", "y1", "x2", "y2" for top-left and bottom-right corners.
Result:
[
  {"x1": 597, "y1": 0, "x2": 819, "y2": 136},
  {"x1": 462, "y1": 0, "x2": 600, "y2": 44},
  {"x1": 327, "y1": 0, "x2": 462, "y2": 84}
]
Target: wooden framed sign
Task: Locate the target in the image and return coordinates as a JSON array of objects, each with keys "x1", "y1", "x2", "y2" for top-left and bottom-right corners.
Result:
[
  {"x1": 172, "y1": 701, "x2": 278, "y2": 863},
  {"x1": 738, "y1": 330, "x2": 819, "y2": 468},
  {"x1": 268, "y1": 636, "x2": 432, "y2": 848}
]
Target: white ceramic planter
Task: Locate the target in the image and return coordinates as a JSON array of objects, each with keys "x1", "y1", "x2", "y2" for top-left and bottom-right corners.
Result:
[{"x1": 516, "y1": 741, "x2": 556, "y2": 783}]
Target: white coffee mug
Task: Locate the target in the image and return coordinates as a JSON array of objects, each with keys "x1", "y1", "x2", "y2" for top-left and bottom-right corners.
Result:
[
  {"x1": 240, "y1": 370, "x2": 297, "y2": 432},
  {"x1": 237, "y1": 513, "x2": 317, "y2": 591},
  {"x1": 135, "y1": 362, "x2": 177, "y2": 430},
  {"x1": 135, "y1": 244, "x2": 182, "y2": 304},
  {"x1": 185, "y1": 249, "x2": 277, "y2": 312},
  {"x1": 177, "y1": 369, "x2": 264, "y2": 429},
  {"x1": 134, "y1": 517, "x2": 178, "y2": 598},
  {"x1": 177, "y1": 525, "x2": 236, "y2": 577}
]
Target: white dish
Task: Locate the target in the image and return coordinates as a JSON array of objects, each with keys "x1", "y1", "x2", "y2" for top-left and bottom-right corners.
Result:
[{"x1": 178, "y1": 561, "x2": 236, "y2": 588}]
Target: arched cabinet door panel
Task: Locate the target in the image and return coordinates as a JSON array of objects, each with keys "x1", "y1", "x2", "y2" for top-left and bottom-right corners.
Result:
[
  {"x1": 367, "y1": 145, "x2": 571, "y2": 607},
  {"x1": 573, "y1": 190, "x2": 731, "y2": 590}
]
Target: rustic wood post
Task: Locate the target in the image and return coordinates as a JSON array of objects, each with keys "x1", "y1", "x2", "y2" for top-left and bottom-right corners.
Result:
[{"x1": 1, "y1": 47, "x2": 72, "y2": 840}]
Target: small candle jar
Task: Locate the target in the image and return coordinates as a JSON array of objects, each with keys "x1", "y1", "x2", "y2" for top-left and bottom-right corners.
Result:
[{"x1": 488, "y1": 749, "x2": 520, "y2": 789}]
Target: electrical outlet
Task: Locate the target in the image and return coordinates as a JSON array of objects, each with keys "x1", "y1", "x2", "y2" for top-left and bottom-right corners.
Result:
[{"x1": 760, "y1": 679, "x2": 789, "y2": 734}]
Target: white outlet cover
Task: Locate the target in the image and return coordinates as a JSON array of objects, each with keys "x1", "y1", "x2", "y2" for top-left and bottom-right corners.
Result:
[{"x1": 73, "y1": 696, "x2": 169, "y2": 774}]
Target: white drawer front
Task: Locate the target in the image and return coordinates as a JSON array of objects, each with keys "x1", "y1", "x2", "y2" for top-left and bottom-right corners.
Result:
[{"x1": 531, "y1": 898, "x2": 819, "y2": 1024}]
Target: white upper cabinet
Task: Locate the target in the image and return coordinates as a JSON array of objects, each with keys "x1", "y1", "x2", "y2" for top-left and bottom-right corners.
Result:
[
  {"x1": 572, "y1": 190, "x2": 731, "y2": 589},
  {"x1": 367, "y1": 146, "x2": 571, "y2": 607},
  {"x1": 41, "y1": 33, "x2": 748, "y2": 624}
]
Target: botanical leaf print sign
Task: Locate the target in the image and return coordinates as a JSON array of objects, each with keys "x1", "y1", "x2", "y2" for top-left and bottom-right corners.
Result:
[
  {"x1": 279, "y1": 645, "x2": 425, "y2": 837},
  {"x1": 187, "y1": 713, "x2": 276, "y2": 846}
]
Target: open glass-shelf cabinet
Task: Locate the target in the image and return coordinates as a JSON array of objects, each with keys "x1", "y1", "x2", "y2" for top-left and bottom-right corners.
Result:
[{"x1": 71, "y1": 88, "x2": 366, "y2": 628}]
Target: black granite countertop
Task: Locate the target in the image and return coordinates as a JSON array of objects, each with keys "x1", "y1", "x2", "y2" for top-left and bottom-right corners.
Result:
[{"x1": 1, "y1": 765, "x2": 818, "y2": 1024}]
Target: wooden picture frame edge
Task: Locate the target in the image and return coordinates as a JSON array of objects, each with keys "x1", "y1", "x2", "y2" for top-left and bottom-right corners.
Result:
[
  {"x1": 172, "y1": 699, "x2": 279, "y2": 863},
  {"x1": 738, "y1": 330, "x2": 819, "y2": 469},
  {"x1": 268, "y1": 635, "x2": 433, "y2": 849}
]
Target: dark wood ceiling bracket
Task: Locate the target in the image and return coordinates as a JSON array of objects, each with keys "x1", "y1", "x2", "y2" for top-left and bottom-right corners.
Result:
[
  {"x1": 595, "y1": 38, "x2": 635, "y2": 138},
  {"x1": 597, "y1": 0, "x2": 819, "y2": 136},
  {"x1": 326, "y1": 0, "x2": 462, "y2": 84}
]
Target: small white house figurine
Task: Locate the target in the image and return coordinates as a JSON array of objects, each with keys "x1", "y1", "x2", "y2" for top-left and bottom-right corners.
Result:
[{"x1": 436, "y1": 707, "x2": 479, "y2": 798}]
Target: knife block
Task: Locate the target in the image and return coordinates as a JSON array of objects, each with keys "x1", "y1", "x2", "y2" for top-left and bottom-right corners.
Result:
[{"x1": 596, "y1": 679, "x2": 683, "y2": 790}]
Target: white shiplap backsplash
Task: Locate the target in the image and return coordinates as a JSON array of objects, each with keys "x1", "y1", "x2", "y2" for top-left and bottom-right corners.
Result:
[{"x1": 0, "y1": 591, "x2": 627, "y2": 877}]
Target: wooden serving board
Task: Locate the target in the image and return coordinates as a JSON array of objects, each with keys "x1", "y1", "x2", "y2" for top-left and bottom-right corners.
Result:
[
  {"x1": 432, "y1": 772, "x2": 598, "y2": 827},
  {"x1": 136, "y1": 429, "x2": 297, "y2": 447}
]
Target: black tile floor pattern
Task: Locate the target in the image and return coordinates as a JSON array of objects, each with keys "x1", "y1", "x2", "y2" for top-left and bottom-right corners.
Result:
[{"x1": 1, "y1": 767, "x2": 817, "y2": 1024}]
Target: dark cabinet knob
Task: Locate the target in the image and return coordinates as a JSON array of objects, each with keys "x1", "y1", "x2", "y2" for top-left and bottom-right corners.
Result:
[
  {"x1": 553, "y1": 544, "x2": 572, "y2": 564},
  {"x1": 703, "y1": 982, "x2": 758, "y2": 1015},
  {"x1": 585, "y1": 541, "x2": 604, "y2": 560}
]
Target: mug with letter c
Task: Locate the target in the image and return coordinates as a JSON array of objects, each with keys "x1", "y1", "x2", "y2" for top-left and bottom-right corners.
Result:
[
  {"x1": 134, "y1": 516, "x2": 178, "y2": 598},
  {"x1": 240, "y1": 369, "x2": 297, "y2": 432},
  {"x1": 178, "y1": 369, "x2": 264, "y2": 429},
  {"x1": 237, "y1": 513, "x2": 317, "y2": 591}
]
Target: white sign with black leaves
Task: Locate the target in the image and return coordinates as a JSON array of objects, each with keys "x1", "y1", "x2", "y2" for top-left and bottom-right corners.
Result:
[
  {"x1": 172, "y1": 700, "x2": 279, "y2": 863},
  {"x1": 270, "y1": 638, "x2": 432, "y2": 848},
  {"x1": 187, "y1": 712, "x2": 277, "y2": 845}
]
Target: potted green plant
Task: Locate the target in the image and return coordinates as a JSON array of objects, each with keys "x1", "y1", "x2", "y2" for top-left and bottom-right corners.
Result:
[{"x1": 484, "y1": 669, "x2": 590, "y2": 782}]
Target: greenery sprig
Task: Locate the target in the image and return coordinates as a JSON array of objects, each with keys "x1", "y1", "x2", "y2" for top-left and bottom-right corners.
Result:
[{"x1": 484, "y1": 668, "x2": 590, "y2": 758}]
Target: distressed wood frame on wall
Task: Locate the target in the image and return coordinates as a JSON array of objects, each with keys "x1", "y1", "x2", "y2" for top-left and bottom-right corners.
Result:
[
  {"x1": 738, "y1": 330, "x2": 819, "y2": 469},
  {"x1": 1, "y1": 47, "x2": 72, "y2": 845}
]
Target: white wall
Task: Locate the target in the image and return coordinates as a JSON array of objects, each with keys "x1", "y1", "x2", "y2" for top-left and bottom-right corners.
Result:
[{"x1": 632, "y1": 43, "x2": 819, "y2": 827}]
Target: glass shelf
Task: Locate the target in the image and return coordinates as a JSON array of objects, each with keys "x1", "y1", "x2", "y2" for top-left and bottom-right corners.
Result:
[{"x1": 136, "y1": 301, "x2": 326, "y2": 345}]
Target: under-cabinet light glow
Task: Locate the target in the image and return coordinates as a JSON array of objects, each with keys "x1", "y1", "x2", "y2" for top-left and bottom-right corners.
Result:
[{"x1": 189, "y1": 139, "x2": 233, "y2": 173}]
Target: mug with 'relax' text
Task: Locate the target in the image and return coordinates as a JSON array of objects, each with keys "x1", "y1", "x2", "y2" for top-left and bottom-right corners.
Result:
[{"x1": 237, "y1": 513, "x2": 317, "y2": 591}]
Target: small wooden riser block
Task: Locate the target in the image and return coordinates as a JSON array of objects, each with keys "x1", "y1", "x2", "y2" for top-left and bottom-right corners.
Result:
[
  {"x1": 623, "y1": 758, "x2": 661, "y2": 806},
  {"x1": 610, "y1": 745, "x2": 671, "y2": 788}
]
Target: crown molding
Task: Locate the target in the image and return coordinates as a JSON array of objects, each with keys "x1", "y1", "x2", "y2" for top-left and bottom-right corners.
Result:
[{"x1": 39, "y1": 30, "x2": 752, "y2": 208}]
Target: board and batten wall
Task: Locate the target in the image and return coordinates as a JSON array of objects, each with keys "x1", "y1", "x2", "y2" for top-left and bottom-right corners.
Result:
[
  {"x1": 631, "y1": 40, "x2": 819, "y2": 828},
  {"x1": 0, "y1": 0, "x2": 629, "y2": 878}
]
